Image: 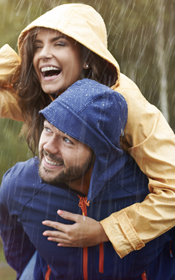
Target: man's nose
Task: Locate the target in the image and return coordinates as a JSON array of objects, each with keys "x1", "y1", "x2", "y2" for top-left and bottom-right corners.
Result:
[{"x1": 43, "y1": 138, "x2": 60, "y2": 154}]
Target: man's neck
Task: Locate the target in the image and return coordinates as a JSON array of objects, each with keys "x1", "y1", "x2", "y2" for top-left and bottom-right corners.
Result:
[{"x1": 67, "y1": 168, "x2": 93, "y2": 196}]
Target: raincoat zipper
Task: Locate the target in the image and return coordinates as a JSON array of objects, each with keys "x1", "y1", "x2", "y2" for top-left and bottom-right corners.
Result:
[{"x1": 78, "y1": 196, "x2": 104, "y2": 279}]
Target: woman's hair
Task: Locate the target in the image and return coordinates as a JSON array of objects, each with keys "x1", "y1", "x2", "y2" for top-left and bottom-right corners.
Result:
[{"x1": 15, "y1": 27, "x2": 117, "y2": 155}]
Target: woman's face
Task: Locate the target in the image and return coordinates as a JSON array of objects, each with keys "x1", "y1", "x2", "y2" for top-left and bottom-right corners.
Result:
[{"x1": 33, "y1": 28, "x2": 85, "y2": 95}]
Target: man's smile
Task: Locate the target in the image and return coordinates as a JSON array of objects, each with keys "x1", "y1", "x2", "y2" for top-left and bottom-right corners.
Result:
[{"x1": 44, "y1": 156, "x2": 63, "y2": 166}]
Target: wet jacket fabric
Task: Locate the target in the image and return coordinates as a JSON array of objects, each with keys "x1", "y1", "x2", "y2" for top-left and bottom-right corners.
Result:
[
  {"x1": 0, "y1": 79, "x2": 174, "y2": 280},
  {"x1": 1, "y1": 3, "x2": 175, "y2": 258},
  {"x1": 0, "y1": 44, "x2": 22, "y2": 121}
]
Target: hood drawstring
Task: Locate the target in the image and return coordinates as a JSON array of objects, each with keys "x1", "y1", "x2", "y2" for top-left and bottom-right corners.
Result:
[
  {"x1": 99, "y1": 242, "x2": 104, "y2": 274},
  {"x1": 78, "y1": 195, "x2": 104, "y2": 279},
  {"x1": 169, "y1": 239, "x2": 173, "y2": 258},
  {"x1": 78, "y1": 196, "x2": 89, "y2": 280},
  {"x1": 141, "y1": 271, "x2": 148, "y2": 280},
  {"x1": 44, "y1": 196, "x2": 90, "y2": 280},
  {"x1": 45, "y1": 265, "x2": 51, "y2": 280},
  {"x1": 78, "y1": 196, "x2": 90, "y2": 216}
]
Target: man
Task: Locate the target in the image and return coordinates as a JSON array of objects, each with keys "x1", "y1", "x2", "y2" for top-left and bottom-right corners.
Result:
[{"x1": 0, "y1": 79, "x2": 174, "y2": 280}]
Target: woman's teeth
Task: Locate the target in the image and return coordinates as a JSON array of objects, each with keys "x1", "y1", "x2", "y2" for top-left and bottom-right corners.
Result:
[{"x1": 41, "y1": 66, "x2": 61, "y2": 77}]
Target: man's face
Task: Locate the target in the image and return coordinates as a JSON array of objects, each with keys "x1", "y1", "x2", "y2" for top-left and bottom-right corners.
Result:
[{"x1": 38, "y1": 120, "x2": 94, "y2": 193}]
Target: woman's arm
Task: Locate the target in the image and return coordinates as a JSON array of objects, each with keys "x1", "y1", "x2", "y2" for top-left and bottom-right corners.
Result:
[
  {"x1": 41, "y1": 73, "x2": 175, "y2": 259},
  {"x1": 0, "y1": 44, "x2": 23, "y2": 121},
  {"x1": 101, "y1": 73, "x2": 175, "y2": 258}
]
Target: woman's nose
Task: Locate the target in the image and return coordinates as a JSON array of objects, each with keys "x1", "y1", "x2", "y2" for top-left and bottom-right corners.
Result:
[{"x1": 38, "y1": 46, "x2": 53, "y2": 60}]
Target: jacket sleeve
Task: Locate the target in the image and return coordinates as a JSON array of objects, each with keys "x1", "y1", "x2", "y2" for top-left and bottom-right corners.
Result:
[
  {"x1": 100, "y1": 73, "x2": 175, "y2": 258},
  {"x1": 0, "y1": 174, "x2": 35, "y2": 279},
  {"x1": 0, "y1": 44, "x2": 23, "y2": 121}
]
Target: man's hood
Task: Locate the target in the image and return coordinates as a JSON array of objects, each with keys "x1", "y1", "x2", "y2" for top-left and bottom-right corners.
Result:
[
  {"x1": 18, "y1": 3, "x2": 120, "y2": 87},
  {"x1": 40, "y1": 79, "x2": 128, "y2": 202}
]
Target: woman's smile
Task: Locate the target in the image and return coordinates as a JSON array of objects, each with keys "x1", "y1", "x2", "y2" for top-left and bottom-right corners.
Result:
[{"x1": 33, "y1": 29, "x2": 85, "y2": 95}]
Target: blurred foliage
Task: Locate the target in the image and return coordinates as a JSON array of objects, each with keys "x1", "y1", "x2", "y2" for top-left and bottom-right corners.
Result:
[
  {"x1": 0, "y1": 0, "x2": 175, "y2": 275},
  {"x1": 0, "y1": 239, "x2": 16, "y2": 279},
  {"x1": 0, "y1": 266, "x2": 16, "y2": 280},
  {"x1": 0, "y1": 0, "x2": 175, "y2": 170},
  {"x1": 0, "y1": 0, "x2": 175, "y2": 180},
  {"x1": 0, "y1": 119, "x2": 32, "y2": 181}
]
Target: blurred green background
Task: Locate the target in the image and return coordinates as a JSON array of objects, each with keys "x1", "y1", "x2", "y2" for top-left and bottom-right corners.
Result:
[{"x1": 0, "y1": 0, "x2": 175, "y2": 278}]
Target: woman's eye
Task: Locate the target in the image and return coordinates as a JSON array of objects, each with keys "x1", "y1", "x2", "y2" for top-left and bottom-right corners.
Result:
[
  {"x1": 55, "y1": 40, "x2": 66, "y2": 47},
  {"x1": 34, "y1": 44, "x2": 42, "y2": 51}
]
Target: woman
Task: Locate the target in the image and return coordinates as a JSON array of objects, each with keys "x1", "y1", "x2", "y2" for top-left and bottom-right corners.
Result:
[{"x1": 1, "y1": 3, "x2": 175, "y2": 260}]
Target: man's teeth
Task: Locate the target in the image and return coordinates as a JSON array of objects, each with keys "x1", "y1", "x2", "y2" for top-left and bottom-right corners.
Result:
[
  {"x1": 45, "y1": 157, "x2": 62, "y2": 166},
  {"x1": 41, "y1": 66, "x2": 59, "y2": 72}
]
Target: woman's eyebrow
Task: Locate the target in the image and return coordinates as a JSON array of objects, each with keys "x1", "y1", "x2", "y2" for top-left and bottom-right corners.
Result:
[
  {"x1": 51, "y1": 35, "x2": 68, "y2": 42},
  {"x1": 34, "y1": 35, "x2": 67, "y2": 43}
]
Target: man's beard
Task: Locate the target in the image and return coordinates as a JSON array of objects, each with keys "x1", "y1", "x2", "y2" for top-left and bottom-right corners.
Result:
[{"x1": 38, "y1": 150, "x2": 94, "y2": 185}]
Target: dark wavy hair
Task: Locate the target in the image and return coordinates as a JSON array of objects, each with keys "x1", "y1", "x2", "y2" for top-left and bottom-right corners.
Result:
[{"x1": 15, "y1": 27, "x2": 117, "y2": 155}]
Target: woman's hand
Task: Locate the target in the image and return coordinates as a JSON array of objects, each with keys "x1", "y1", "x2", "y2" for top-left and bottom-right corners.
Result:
[{"x1": 42, "y1": 210, "x2": 109, "y2": 247}]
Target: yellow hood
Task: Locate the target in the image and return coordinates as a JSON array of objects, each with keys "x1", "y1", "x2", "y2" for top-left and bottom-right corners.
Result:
[{"x1": 18, "y1": 3, "x2": 120, "y2": 86}]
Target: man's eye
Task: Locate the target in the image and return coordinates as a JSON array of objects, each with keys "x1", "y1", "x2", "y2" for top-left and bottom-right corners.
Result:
[
  {"x1": 64, "y1": 137, "x2": 72, "y2": 144},
  {"x1": 44, "y1": 127, "x2": 51, "y2": 132}
]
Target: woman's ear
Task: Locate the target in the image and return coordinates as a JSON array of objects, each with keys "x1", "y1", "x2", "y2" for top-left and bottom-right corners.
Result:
[{"x1": 83, "y1": 62, "x2": 90, "y2": 69}]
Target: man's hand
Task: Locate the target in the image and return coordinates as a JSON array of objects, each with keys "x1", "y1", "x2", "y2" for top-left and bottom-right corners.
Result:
[{"x1": 42, "y1": 210, "x2": 109, "y2": 247}]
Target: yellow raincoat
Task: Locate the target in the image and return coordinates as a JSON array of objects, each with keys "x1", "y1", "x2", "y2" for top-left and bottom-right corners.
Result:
[{"x1": 1, "y1": 3, "x2": 175, "y2": 258}]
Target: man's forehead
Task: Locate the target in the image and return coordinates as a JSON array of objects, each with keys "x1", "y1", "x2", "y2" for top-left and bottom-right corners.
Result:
[
  {"x1": 44, "y1": 120, "x2": 79, "y2": 142},
  {"x1": 43, "y1": 120, "x2": 92, "y2": 151},
  {"x1": 44, "y1": 120, "x2": 66, "y2": 134}
]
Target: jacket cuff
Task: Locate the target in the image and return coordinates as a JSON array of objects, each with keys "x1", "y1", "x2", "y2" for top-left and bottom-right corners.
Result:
[
  {"x1": 0, "y1": 44, "x2": 20, "y2": 82},
  {"x1": 0, "y1": 88, "x2": 23, "y2": 121},
  {"x1": 100, "y1": 211, "x2": 145, "y2": 258}
]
